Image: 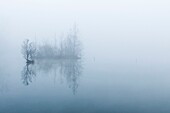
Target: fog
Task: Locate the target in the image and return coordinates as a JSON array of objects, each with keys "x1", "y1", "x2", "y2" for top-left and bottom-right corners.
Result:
[
  {"x1": 1, "y1": 0, "x2": 170, "y2": 113},
  {"x1": 1, "y1": 0, "x2": 170, "y2": 62}
]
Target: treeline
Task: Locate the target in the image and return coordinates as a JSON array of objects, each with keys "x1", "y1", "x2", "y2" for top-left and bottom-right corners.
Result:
[{"x1": 21, "y1": 26, "x2": 82, "y2": 63}]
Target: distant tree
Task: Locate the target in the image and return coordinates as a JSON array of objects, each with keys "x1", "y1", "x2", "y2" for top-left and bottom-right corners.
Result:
[
  {"x1": 36, "y1": 43, "x2": 55, "y2": 59},
  {"x1": 29, "y1": 42, "x2": 36, "y2": 60},
  {"x1": 21, "y1": 39, "x2": 36, "y2": 63},
  {"x1": 62, "y1": 25, "x2": 82, "y2": 58},
  {"x1": 22, "y1": 25, "x2": 82, "y2": 60}
]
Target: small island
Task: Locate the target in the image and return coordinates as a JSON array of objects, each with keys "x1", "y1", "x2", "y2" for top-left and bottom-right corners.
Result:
[{"x1": 21, "y1": 26, "x2": 82, "y2": 64}]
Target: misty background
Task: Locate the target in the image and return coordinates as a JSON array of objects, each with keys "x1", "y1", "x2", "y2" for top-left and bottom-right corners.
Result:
[
  {"x1": 0, "y1": 0, "x2": 170, "y2": 113},
  {"x1": 1, "y1": 0, "x2": 170, "y2": 63}
]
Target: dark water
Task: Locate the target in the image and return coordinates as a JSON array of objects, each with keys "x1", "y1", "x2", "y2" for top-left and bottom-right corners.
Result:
[{"x1": 0, "y1": 49, "x2": 170, "y2": 113}]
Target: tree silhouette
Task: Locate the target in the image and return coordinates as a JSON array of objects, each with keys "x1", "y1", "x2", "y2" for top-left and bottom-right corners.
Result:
[{"x1": 21, "y1": 39, "x2": 36, "y2": 63}]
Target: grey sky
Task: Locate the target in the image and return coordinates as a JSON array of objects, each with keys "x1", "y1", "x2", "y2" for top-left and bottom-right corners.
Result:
[{"x1": 0, "y1": 0, "x2": 170, "y2": 63}]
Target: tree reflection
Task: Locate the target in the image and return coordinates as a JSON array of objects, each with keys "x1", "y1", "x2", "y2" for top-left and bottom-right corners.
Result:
[
  {"x1": 21, "y1": 62, "x2": 36, "y2": 86},
  {"x1": 59, "y1": 59, "x2": 82, "y2": 94},
  {"x1": 21, "y1": 59, "x2": 83, "y2": 94}
]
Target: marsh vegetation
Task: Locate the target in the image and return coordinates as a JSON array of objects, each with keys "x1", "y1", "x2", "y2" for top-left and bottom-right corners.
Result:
[
  {"x1": 21, "y1": 26, "x2": 82, "y2": 63},
  {"x1": 21, "y1": 26, "x2": 83, "y2": 94}
]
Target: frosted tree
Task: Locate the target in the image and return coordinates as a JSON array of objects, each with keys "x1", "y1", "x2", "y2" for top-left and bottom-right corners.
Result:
[
  {"x1": 62, "y1": 25, "x2": 82, "y2": 58},
  {"x1": 21, "y1": 39, "x2": 36, "y2": 63}
]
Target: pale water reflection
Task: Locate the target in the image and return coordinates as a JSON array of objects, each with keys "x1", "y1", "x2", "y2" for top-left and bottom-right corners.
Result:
[
  {"x1": 21, "y1": 63, "x2": 36, "y2": 86},
  {"x1": 21, "y1": 59, "x2": 83, "y2": 94},
  {"x1": 1, "y1": 53, "x2": 170, "y2": 113},
  {"x1": 0, "y1": 74, "x2": 8, "y2": 93},
  {"x1": 1, "y1": 0, "x2": 170, "y2": 112}
]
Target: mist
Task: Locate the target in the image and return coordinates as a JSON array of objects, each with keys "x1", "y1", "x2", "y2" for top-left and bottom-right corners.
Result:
[
  {"x1": 0, "y1": 0, "x2": 170, "y2": 113},
  {"x1": 1, "y1": 0, "x2": 170, "y2": 61}
]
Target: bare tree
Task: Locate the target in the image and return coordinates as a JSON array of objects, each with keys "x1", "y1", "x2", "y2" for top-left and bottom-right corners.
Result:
[
  {"x1": 21, "y1": 39, "x2": 36, "y2": 63},
  {"x1": 29, "y1": 42, "x2": 36, "y2": 60},
  {"x1": 59, "y1": 25, "x2": 82, "y2": 59},
  {"x1": 22, "y1": 25, "x2": 82, "y2": 60},
  {"x1": 21, "y1": 39, "x2": 29, "y2": 61}
]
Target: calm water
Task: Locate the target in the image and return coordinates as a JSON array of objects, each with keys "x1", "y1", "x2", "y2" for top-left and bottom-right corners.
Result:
[
  {"x1": 0, "y1": 45, "x2": 170, "y2": 113},
  {"x1": 1, "y1": 1, "x2": 170, "y2": 112}
]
